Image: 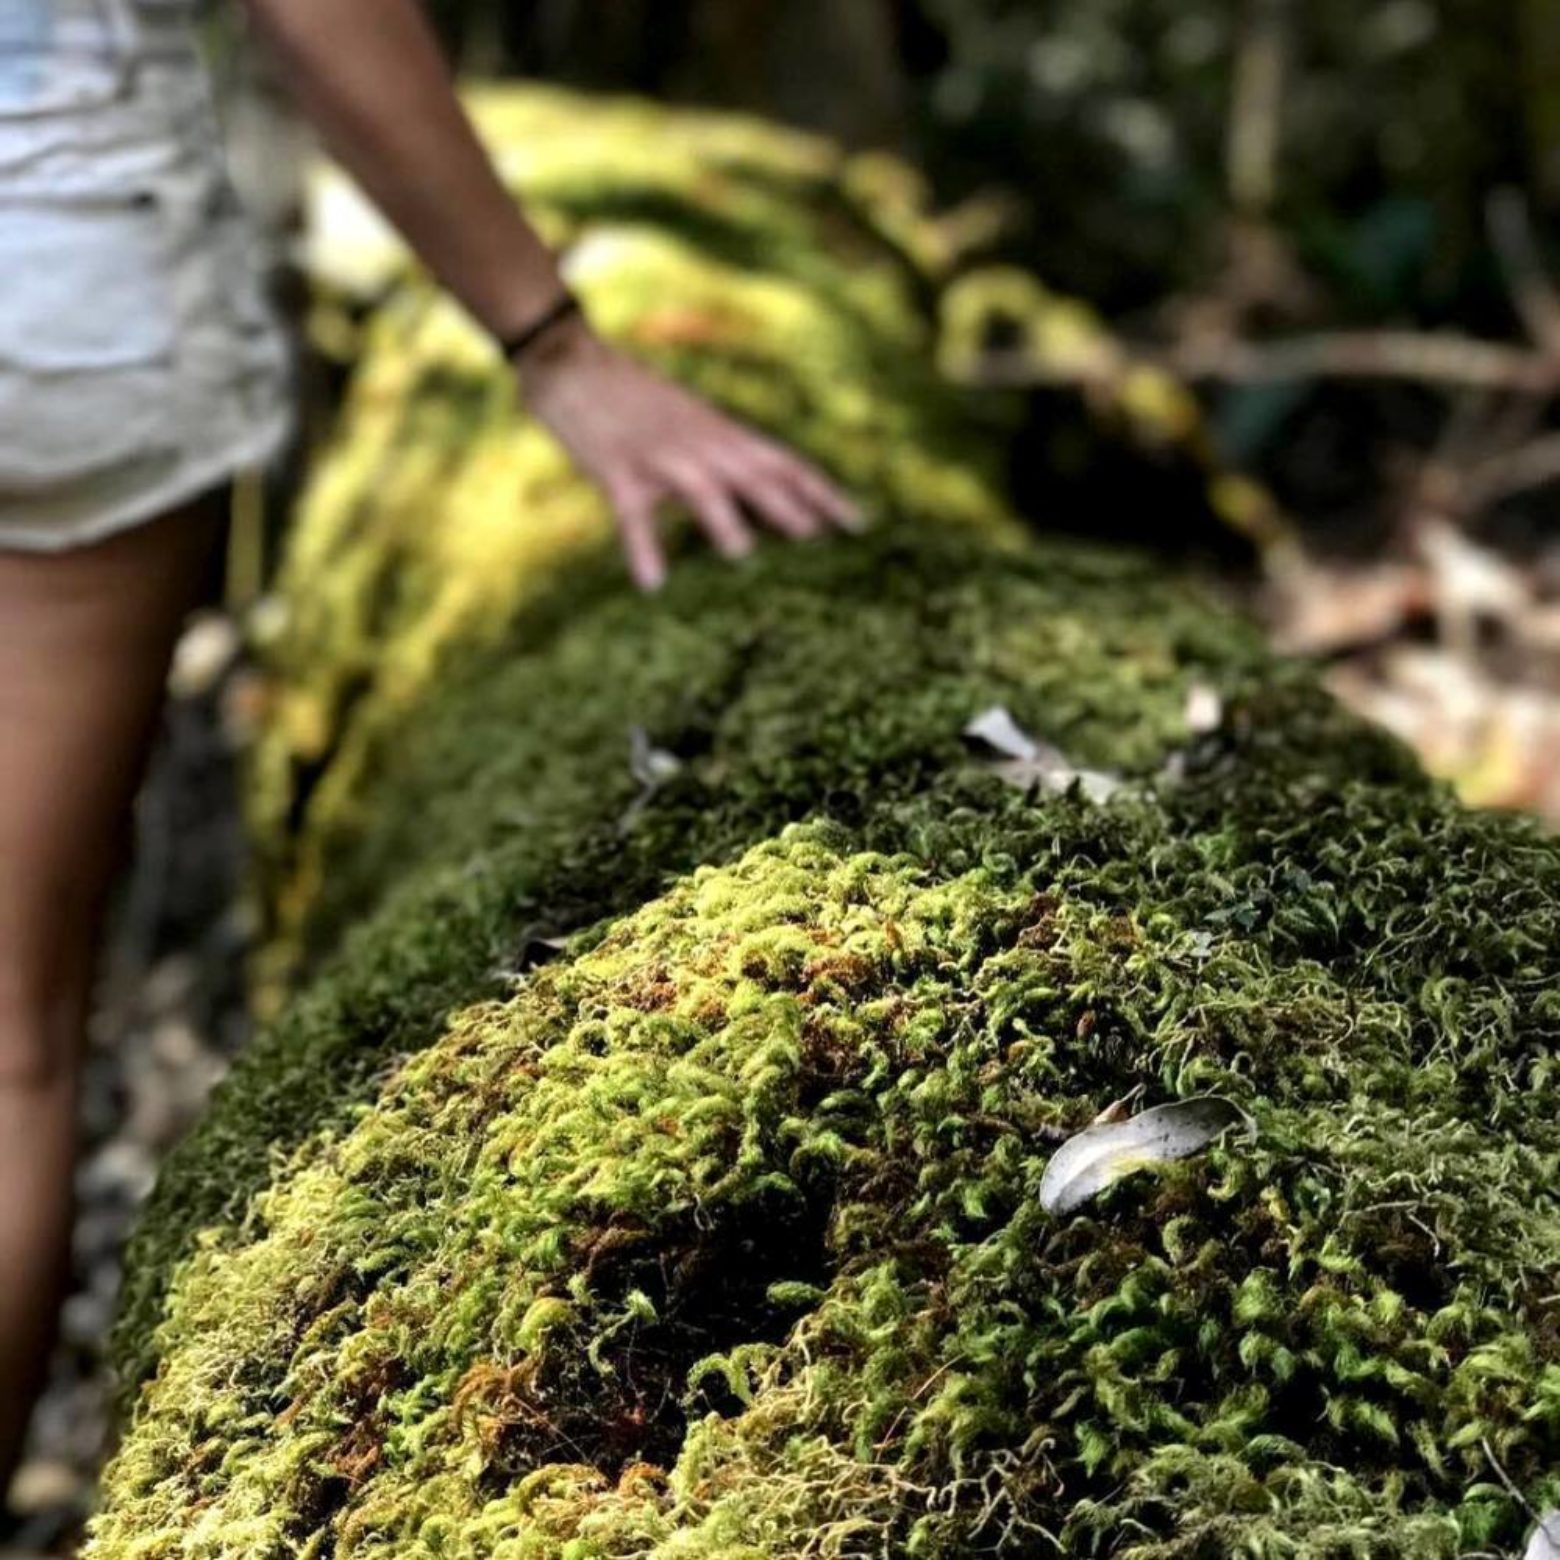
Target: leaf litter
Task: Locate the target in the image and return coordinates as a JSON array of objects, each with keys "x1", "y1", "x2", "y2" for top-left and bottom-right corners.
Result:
[{"x1": 1039, "y1": 1096, "x2": 1256, "y2": 1216}]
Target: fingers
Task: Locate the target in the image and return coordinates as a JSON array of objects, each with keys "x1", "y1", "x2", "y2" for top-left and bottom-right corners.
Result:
[
  {"x1": 660, "y1": 458, "x2": 755, "y2": 562},
  {"x1": 786, "y1": 458, "x2": 864, "y2": 532},
  {"x1": 720, "y1": 458, "x2": 821, "y2": 541},
  {"x1": 606, "y1": 478, "x2": 668, "y2": 593},
  {"x1": 606, "y1": 430, "x2": 863, "y2": 591},
  {"x1": 728, "y1": 438, "x2": 863, "y2": 535}
]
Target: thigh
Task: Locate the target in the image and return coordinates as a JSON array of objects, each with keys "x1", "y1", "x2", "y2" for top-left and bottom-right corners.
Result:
[{"x1": 0, "y1": 500, "x2": 222, "y2": 1037}]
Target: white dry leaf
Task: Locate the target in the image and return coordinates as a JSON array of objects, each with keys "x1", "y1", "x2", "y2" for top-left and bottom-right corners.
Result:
[
  {"x1": 1090, "y1": 1083, "x2": 1146, "y2": 1127},
  {"x1": 963, "y1": 706, "x2": 1125, "y2": 803},
  {"x1": 964, "y1": 705, "x2": 1039, "y2": 762},
  {"x1": 630, "y1": 726, "x2": 683, "y2": 789},
  {"x1": 302, "y1": 166, "x2": 405, "y2": 301},
  {"x1": 1417, "y1": 516, "x2": 1530, "y2": 633},
  {"x1": 1184, "y1": 682, "x2": 1224, "y2": 735},
  {"x1": 500, "y1": 932, "x2": 571, "y2": 986},
  {"x1": 621, "y1": 727, "x2": 684, "y2": 830},
  {"x1": 1526, "y1": 1511, "x2": 1560, "y2": 1560},
  {"x1": 1039, "y1": 1096, "x2": 1255, "y2": 1216},
  {"x1": 168, "y1": 613, "x2": 241, "y2": 701}
]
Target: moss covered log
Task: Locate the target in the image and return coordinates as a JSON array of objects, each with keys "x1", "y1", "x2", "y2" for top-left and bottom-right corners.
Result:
[{"x1": 97, "y1": 91, "x2": 1559, "y2": 1558}]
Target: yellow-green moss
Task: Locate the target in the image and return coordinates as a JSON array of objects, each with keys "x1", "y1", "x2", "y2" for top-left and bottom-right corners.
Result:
[
  {"x1": 102, "y1": 89, "x2": 1558, "y2": 1557},
  {"x1": 102, "y1": 801, "x2": 1560, "y2": 1554}
]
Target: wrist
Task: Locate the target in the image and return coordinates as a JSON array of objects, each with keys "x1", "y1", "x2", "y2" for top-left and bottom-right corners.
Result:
[
  {"x1": 496, "y1": 290, "x2": 583, "y2": 366},
  {"x1": 512, "y1": 307, "x2": 609, "y2": 401}
]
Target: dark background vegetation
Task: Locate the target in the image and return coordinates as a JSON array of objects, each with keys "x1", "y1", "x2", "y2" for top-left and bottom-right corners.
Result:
[{"x1": 427, "y1": 0, "x2": 1553, "y2": 321}]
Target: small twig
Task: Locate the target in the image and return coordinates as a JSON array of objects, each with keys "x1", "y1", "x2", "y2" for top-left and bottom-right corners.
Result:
[
  {"x1": 1462, "y1": 430, "x2": 1560, "y2": 510},
  {"x1": 1170, "y1": 332, "x2": 1560, "y2": 394},
  {"x1": 1227, "y1": 0, "x2": 1291, "y2": 217},
  {"x1": 963, "y1": 333, "x2": 1560, "y2": 397},
  {"x1": 1482, "y1": 1435, "x2": 1554, "y2": 1539},
  {"x1": 1487, "y1": 188, "x2": 1560, "y2": 357}
]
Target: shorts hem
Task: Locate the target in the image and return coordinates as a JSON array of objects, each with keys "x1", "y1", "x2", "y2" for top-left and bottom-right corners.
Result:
[{"x1": 0, "y1": 412, "x2": 292, "y2": 554}]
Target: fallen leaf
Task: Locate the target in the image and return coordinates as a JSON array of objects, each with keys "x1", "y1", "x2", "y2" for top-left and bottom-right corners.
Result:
[
  {"x1": 630, "y1": 727, "x2": 682, "y2": 789},
  {"x1": 1184, "y1": 682, "x2": 1224, "y2": 734},
  {"x1": 1417, "y1": 517, "x2": 1530, "y2": 649},
  {"x1": 963, "y1": 705, "x2": 1039, "y2": 761},
  {"x1": 1039, "y1": 1096, "x2": 1255, "y2": 1215},
  {"x1": 169, "y1": 614, "x2": 242, "y2": 701},
  {"x1": 506, "y1": 933, "x2": 569, "y2": 981},
  {"x1": 963, "y1": 706, "x2": 1125, "y2": 802},
  {"x1": 1526, "y1": 1511, "x2": 1560, "y2": 1560},
  {"x1": 992, "y1": 755, "x2": 1124, "y2": 803},
  {"x1": 1268, "y1": 561, "x2": 1429, "y2": 655}
]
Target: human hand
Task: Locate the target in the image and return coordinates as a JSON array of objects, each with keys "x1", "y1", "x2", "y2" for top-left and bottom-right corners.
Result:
[{"x1": 520, "y1": 320, "x2": 862, "y2": 591}]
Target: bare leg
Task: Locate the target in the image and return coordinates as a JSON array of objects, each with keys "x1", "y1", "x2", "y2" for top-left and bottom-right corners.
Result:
[{"x1": 0, "y1": 501, "x2": 219, "y2": 1495}]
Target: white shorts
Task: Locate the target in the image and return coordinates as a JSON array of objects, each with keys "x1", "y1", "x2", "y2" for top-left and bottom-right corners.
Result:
[{"x1": 0, "y1": 0, "x2": 293, "y2": 551}]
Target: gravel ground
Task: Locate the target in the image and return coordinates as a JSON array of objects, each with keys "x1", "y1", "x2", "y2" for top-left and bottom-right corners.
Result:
[{"x1": 2, "y1": 615, "x2": 257, "y2": 1558}]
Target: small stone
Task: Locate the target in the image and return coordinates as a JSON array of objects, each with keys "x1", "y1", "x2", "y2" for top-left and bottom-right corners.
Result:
[
  {"x1": 71, "y1": 1208, "x2": 134, "y2": 1269},
  {"x1": 76, "y1": 1141, "x2": 158, "y2": 1205},
  {"x1": 148, "y1": 1013, "x2": 205, "y2": 1070},
  {"x1": 167, "y1": 614, "x2": 241, "y2": 700},
  {"x1": 60, "y1": 1290, "x2": 117, "y2": 1351},
  {"x1": 6, "y1": 1458, "x2": 85, "y2": 1517},
  {"x1": 140, "y1": 957, "x2": 199, "y2": 1020}
]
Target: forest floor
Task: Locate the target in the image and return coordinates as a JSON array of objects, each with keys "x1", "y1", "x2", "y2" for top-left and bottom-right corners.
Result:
[
  {"x1": 3, "y1": 525, "x2": 1557, "y2": 1555},
  {"x1": 1264, "y1": 521, "x2": 1560, "y2": 823}
]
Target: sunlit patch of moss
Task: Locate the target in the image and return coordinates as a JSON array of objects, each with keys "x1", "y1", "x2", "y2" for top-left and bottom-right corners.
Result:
[
  {"x1": 119, "y1": 520, "x2": 1270, "y2": 1398},
  {"x1": 101, "y1": 87, "x2": 1560, "y2": 1557},
  {"x1": 99, "y1": 803, "x2": 1560, "y2": 1556},
  {"x1": 257, "y1": 85, "x2": 1267, "y2": 969}
]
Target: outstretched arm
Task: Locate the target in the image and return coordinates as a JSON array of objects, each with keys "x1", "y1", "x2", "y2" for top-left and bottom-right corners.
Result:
[{"x1": 240, "y1": 0, "x2": 860, "y2": 589}]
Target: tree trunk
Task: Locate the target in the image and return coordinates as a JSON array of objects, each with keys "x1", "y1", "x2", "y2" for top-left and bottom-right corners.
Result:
[{"x1": 100, "y1": 88, "x2": 1560, "y2": 1560}]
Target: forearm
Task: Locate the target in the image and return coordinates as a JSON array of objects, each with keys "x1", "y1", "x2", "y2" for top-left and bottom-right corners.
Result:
[
  {"x1": 240, "y1": 0, "x2": 564, "y2": 339},
  {"x1": 238, "y1": 0, "x2": 859, "y2": 590}
]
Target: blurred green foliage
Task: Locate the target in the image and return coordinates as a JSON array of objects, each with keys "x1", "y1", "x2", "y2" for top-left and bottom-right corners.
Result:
[
  {"x1": 905, "y1": 0, "x2": 1536, "y2": 318},
  {"x1": 414, "y1": 1, "x2": 1552, "y2": 327}
]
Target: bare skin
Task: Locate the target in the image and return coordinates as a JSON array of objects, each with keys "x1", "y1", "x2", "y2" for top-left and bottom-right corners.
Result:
[
  {"x1": 245, "y1": 0, "x2": 861, "y2": 589},
  {"x1": 0, "y1": 503, "x2": 220, "y2": 1488},
  {"x1": 0, "y1": 0, "x2": 857, "y2": 1499}
]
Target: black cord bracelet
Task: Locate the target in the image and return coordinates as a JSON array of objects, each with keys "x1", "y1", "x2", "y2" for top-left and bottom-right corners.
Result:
[{"x1": 498, "y1": 292, "x2": 584, "y2": 366}]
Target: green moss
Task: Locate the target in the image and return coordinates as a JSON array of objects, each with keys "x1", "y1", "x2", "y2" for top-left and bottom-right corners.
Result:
[
  {"x1": 118, "y1": 524, "x2": 1270, "y2": 1399},
  {"x1": 100, "y1": 88, "x2": 1559, "y2": 1557},
  {"x1": 101, "y1": 792, "x2": 1560, "y2": 1555}
]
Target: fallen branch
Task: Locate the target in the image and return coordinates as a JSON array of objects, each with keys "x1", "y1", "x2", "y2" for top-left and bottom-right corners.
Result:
[
  {"x1": 1462, "y1": 429, "x2": 1560, "y2": 509},
  {"x1": 1170, "y1": 331, "x2": 1560, "y2": 394},
  {"x1": 964, "y1": 331, "x2": 1559, "y2": 397}
]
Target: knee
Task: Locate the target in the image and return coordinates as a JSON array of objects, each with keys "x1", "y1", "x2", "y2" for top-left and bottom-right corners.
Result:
[{"x1": 0, "y1": 973, "x2": 81, "y2": 1092}]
